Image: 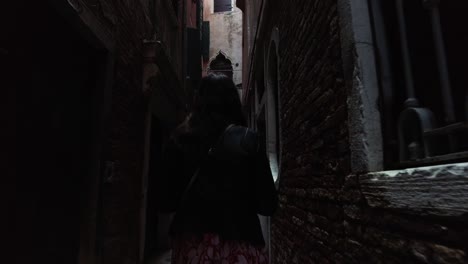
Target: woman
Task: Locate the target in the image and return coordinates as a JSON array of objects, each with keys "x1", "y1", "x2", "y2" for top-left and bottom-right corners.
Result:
[{"x1": 159, "y1": 73, "x2": 278, "y2": 263}]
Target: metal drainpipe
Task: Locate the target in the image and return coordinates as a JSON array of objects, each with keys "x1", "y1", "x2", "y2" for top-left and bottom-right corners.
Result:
[
  {"x1": 423, "y1": 0, "x2": 456, "y2": 124},
  {"x1": 395, "y1": 0, "x2": 438, "y2": 160},
  {"x1": 396, "y1": 0, "x2": 419, "y2": 107},
  {"x1": 368, "y1": 0, "x2": 396, "y2": 148}
]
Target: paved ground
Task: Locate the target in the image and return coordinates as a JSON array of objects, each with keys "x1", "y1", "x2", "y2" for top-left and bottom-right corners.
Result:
[{"x1": 146, "y1": 250, "x2": 172, "y2": 264}]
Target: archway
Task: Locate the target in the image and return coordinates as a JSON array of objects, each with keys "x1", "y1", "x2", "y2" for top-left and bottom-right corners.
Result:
[{"x1": 208, "y1": 52, "x2": 233, "y2": 79}]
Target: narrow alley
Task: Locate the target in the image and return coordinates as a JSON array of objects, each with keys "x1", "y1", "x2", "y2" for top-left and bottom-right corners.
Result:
[{"x1": 3, "y1": 0, "x2": 468, "y2": 263}]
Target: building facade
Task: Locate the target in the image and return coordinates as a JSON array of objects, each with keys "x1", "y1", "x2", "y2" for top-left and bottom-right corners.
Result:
[
  {"x1": 238, "y1": 0, "x2": 468, "y2": 263},
  {"x1": 202, "y1": 0, "x2": 243, "y2": 87},
  {"x1": 3, "y1": 0, "x2": 201, "y2": 263}
]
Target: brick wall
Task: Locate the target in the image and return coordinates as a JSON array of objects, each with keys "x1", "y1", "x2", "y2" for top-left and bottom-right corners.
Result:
[
  {"x1": 80, "y1": 1, "x2": 186, "y2": 263},
  {"x1": 244, "y1": 0, "x2": 468, "y2": 263},
  {"x1": 80, "y1": 1, "x2": 153, "y2": 263},
  {"x1": 267, "y1": 1, "x2": 349, "y2": 263}
]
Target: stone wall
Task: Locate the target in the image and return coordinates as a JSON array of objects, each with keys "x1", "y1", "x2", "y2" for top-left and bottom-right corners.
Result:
[{"x1": 242, "y1": 0, "x2": 468, "y2": 263}]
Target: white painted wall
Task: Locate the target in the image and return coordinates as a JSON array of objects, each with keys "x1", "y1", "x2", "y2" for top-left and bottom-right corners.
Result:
[{"x1": 204, "y1": 0, "x2": 243, "y2": 85}]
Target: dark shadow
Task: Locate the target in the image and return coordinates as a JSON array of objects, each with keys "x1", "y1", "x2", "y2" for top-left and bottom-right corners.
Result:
[{"x1": 3, "y1": 2, "x2": 110, "y2": 263}]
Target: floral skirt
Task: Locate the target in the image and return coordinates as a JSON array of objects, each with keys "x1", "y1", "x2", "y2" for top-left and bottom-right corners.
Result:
[{"x1": 171, "y1": 233, "x2": 268, "y2": 264}]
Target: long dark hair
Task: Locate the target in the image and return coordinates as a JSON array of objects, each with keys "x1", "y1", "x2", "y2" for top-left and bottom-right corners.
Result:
[{"x1": 173, "y1": 73, "x2": 246, "y2": 153}]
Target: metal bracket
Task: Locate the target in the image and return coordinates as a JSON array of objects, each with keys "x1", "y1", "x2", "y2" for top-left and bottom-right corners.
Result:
[{"x1": 398, "y1": 107, "x2": 437, "y2": 162}]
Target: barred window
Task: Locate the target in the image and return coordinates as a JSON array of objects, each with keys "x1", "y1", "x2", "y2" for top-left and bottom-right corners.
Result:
[
  {"x1": 214, "y1": 0, "x2": 232, "y2": 13},
  {"x1": 369, "y1": 0, "x2": 468, "y2": 168}
]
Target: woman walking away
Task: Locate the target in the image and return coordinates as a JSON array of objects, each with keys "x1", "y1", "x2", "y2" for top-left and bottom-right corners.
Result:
[{"x1": 158, "y1": 73, "x2": 278, "y2": 264}]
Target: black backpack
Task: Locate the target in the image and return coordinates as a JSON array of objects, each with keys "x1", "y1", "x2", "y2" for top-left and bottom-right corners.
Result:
[{"x1": 180, "y1": 124, "x2": 259, "y2": 209}]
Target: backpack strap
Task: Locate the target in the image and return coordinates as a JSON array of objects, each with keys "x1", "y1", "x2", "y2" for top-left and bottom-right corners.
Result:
[
  {"x1": 179, "y1": 124, "x2": 235, "y2": 206},
  {"x1": 209, "y1": 125, "x2": 258, "y2": 160}
]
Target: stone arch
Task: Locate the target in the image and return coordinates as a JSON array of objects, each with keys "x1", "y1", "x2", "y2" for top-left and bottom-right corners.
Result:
[{"x1": 208, "y1": 51, "x2": 233, "y2": 79}]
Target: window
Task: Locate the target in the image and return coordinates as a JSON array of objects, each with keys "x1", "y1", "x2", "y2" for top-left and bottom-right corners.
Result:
[
  {"x1": 337, "y1": 0, "x2": 468, "y2": 220},
  {"x1": 214, "y1": 0, "x2": 232, "y2": 13},
  {"x1": 208, "y1": 52, "x2": 233, "y2": 79},
  {"x1": 369, "y1": 0, "x2": 468, "y2": 168},
  {"x1": 251, "y1": 30, "x2": 281, "y2": 182},
  {"x1": 186, "y1": 28, "x2": 202, "y2": 80},
  {"x1": 172, "y1": 0, "x2": 179, "y2": 16},
  {"x1": 149, "y1": 0, "x2": 156, "y2": 27},
  {"x1": 202, "y1": 21, "x2": 210, "y2": 61},
  {"x1": 266, "y1": 40, "x2": 280, "y2": 181}
]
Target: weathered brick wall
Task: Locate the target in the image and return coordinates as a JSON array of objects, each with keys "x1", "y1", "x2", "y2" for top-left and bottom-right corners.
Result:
[
  {"x1": 81, "y1": 1, "x2": 152, "y2": 263},
  {"x1": 262, "y1": 0, "x2": 468, "y2": 263},
  {"x1": 268, "y1": 1, "x2": 349, "y2": 263}
]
